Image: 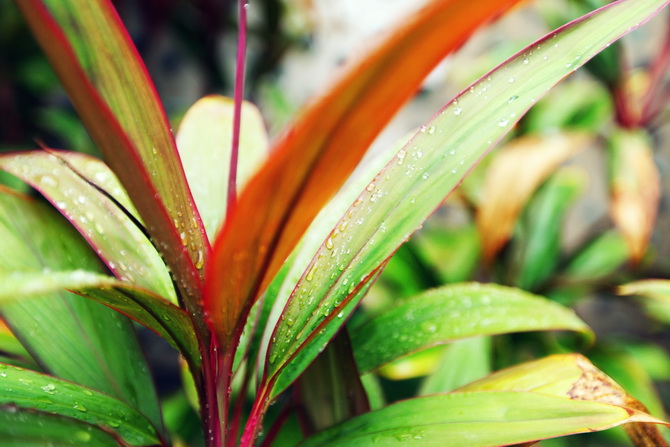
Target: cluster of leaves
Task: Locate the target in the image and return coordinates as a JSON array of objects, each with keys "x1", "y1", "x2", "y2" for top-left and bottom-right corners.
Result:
[{"x1": 1, "y1": 0, "x2": 670, "y2": 446}]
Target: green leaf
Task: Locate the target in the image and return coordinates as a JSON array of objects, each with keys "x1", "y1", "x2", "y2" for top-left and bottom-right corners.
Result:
[
  {"x1": 0, "y1": 363, "x2": 159, "y2": 446},
  {"x1": 265, "y1": 0, "x2": 669, "y2": 401},
  {"x1": 350, "y1": 283, "x2": 591, "y2": 374},
  {"x1": 0, "y1": 150, "x2": 177, "y2": 303},
  {"x1": 294, "y1": 330, "x2": 369, "y2": 434},
  {"x1": 0, "y1": 187, "x2": 164, "y2": 432},
  {"x1": 457, "y1": 353, "x2": 670, "y2": 446},
  {"x1": 15, "y1": 0, "x2": 208, "y2": 313},
  {"x1": 0, "y1": 408, "x2": 119, "y2": 447},
  {"x1": 510, "y1": 167, "x2": 586, "y2": 290},
  {"x1": 563, "y1": 230, "x2": 628, "y2": 282},
  {"x1": 412, "y1": 224, "x2": 480, "y2": 284},
  {"x1": 619, "y1": 279, "x2": 670, "y2": 325},
  {"x1": 176, "y1": 95, "x2": 269, "y2": 239},
  {"x1": 0, "y1": 270, "x2": 200, "y2": 370},
  {"x1": 302, "y1": 391, "x2": 664, "y2": 447},
  {"x1": 419, "y1": 337, "x2": 492, "y2": 395}
]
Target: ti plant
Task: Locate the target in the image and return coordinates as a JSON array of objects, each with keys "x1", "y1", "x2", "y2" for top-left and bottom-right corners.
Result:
[{"x1": 1, "y1": 0, "x2": 670, "y2": 446}]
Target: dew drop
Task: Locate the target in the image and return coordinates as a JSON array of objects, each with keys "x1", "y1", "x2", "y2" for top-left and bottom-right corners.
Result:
[
  {"x1": 306, "y1": 262, "x2": 318, "y2": 281},
  {"x1": 40, "y1": 176, "x2": 57, "y2": 187},
  {"x1": 41, "y1": 384, "x2": 56, "y2": 394},
  {"x1": 419, "y1": 125, "x2": 427, "y2": 133},
  {"x1": 523, "y1": 56, "x2": 529, "y2": 64},
  {"x1": 427, "y1": 125, "x2": 436, "y2": 135},
  {"x1": 74, "y1": 403, "x2": 88, "y2": 412},
  {"x1": 508, "y1": 95, "x2": 519, "y2": 104},
  {"x1": 397, "y1": 149, "x2": 407, "y2": 165},
  {"x1": 366, "y1": 182, "x2": 376, "y2": 192},
  {"x1": 325, "y1": 237, "x2": 334, "y2": 250},
  {"x1": 508, "y1": 76, "x2": 515, "y2": 83},
  {"x1": 75, "y1": 431, "x2": 91, "y2": 442},
  {"x1": 453, "y1": 107, "x2": 462, "y2": 116},
  {"x1": 498, "y1": 118, "x2": 509, "y2": 127},
  {"x1": 195, "y1": 250, "x2": 204, "y2": 269}
]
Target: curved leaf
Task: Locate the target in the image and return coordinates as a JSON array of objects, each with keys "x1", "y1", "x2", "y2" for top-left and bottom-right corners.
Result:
[
  {"x1": 350, "y1": 283, "x2": 591, "y2": 374},
  {"x1": 510, "y1": 167, "x2": 586, "y2": 290},
  {"x1": 0, "y1": 151, "x2": 178, "y2": 301},
  {"x1": 302, "y1": 391, "x2": 665, "y2": 447},
  {"x1": 458, "y1": 353, "x2": 670, "y2": 446},
  {"x1": 15, "y1": 0, "x2": 208, "y2": 313},
  {"x1": 205, "y1": 0, "x2": 527, "y2": 347},
  {"x1": 477, "y1": 132, "x2": 590, "y2": 262},
  {"x1": 0, "y1": 187, "x2": 164, "y2": 432},
  {"x1": 265, "y1": 0, "x2": 669, "y2": 399},
  {"x1": 0, "y1": 270, "x2": 200, "y2": 369},
  {"x1": 419, "y1": 337, "x2": 491, "y2": 395},
  {"x1": 0, "y1": 363, "x2": 159, "y2": 446},
  {"x1": 0, "y1": 408, "x2": 119, "y2": 447},
  {"x1": 176, "y1": 95, "x2": 269, "y2": 239},
  {"x1": 608, "y1": 128, "x2": 660, "y2": 262}
]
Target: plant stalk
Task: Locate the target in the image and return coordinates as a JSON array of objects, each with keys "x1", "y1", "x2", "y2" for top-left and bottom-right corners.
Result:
[{"x1": 228, "y1": 0, "x2": 248, "y2": 214}]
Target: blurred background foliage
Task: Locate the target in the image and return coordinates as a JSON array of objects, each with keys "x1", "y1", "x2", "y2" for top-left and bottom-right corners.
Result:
[{"x1": 2, "y1": 0, "x2": 670, "y2": 445}]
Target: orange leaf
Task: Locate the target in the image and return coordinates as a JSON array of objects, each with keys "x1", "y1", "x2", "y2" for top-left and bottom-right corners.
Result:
[
  {"x1": 205, "y1": 0, "x2": 526, "y2": 347},
  {"x1": 609, "y1": 128, "x2": 660, "y2": 263},
  {"x1": 477, "y1": 132, "x2": 592, "y2": 262}
]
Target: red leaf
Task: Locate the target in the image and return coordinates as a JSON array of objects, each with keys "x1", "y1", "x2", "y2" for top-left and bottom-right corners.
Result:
[{"x1": 206, "y1": 0, "x2": 526, "y2": 348}]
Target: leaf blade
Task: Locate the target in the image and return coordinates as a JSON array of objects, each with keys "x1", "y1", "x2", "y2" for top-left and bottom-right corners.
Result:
[
  {"x1": 265, "y1": 0, "x2": 670, "y2": 399},
  {"x1": 176, "y1": 95, "x2": 269, "y2": 239},
  {"x1": 302, "y1": 391, "x2": 665, "y2": 447},
  {"x1": 0, "y1": 150, "x2": 177, "y2": 303},
  {"x1": 15, "y1": 0, "x2": 208, "y2": 312},
  {"x1": 0, "y1": 363, "x2": 160, "y2": 446},
  {"x1": 350, "y1": 283, "x2": 591, "y2": 374},
  {"x1": 205, "y1": 0, "x2": 527, "y2": 346},
  {"x1": 0, "y1": 270, "x2": 200, "y2": 370},
  {"x1": 0, "y1": 187, "x2": 164, "y2": 432}
]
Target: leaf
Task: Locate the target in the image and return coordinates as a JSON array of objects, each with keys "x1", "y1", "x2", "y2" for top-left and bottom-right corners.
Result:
[
  {"x1": 0, "y1": 187, "x2": 164, "y2": 432},
  {"x1": 0, "y1": 270, "x2": 200, "y2": 369},
  {"x1": 302, "y1": 391, "x2": 666, "y2": 447},
  {"x1": 294, "y1": 330, "x2": 369, "y2": 434},
  {"x1": 608, "y1": 128, "x2": 660, "y2": 262},
  {"x1": 0, "y1": 150, "x2": 177, "y2": 303},
  {"x1": 618, "y1": 279, "x2": 670, "y2": 325},
  {"x1": 15, "y1": 0, "x2": 208, "y2": 312},
  {"x1": 562, "y1": 230, "x2": 629, "y2": 282},
  {"x1": 509, "y1": 167, "x2": 586, "y2": 290},
  {"x1": 0, "y1": 408, "x2": 119, "y2": 447},
  {"x1": 457, "y1": 353, "x2": 670, "y2": 446},
  {"x1": 205, "y1": 0, "x2": 528, "y2": 347},
  {"x1": 0, "y1": 363, "x2": 160, "y2": 446},
  {"x1": 350, "y1": 283, "x2": 592, "y2": 374},
  {"x1": 619, "y1": 279, "x2": 670, "y2": 300},
  {"x1": 265, "y1": 0, "x2": 670, "y2": 400},
  {"x1": 419, "y1": 337, "x2": 492, "y2": 395},
  {"x1": 176, "y1": 95, "x2": 269, "y2": 239},
  {"x1": 477, "y1": 132, "x2": 591, "y2": 262}
]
